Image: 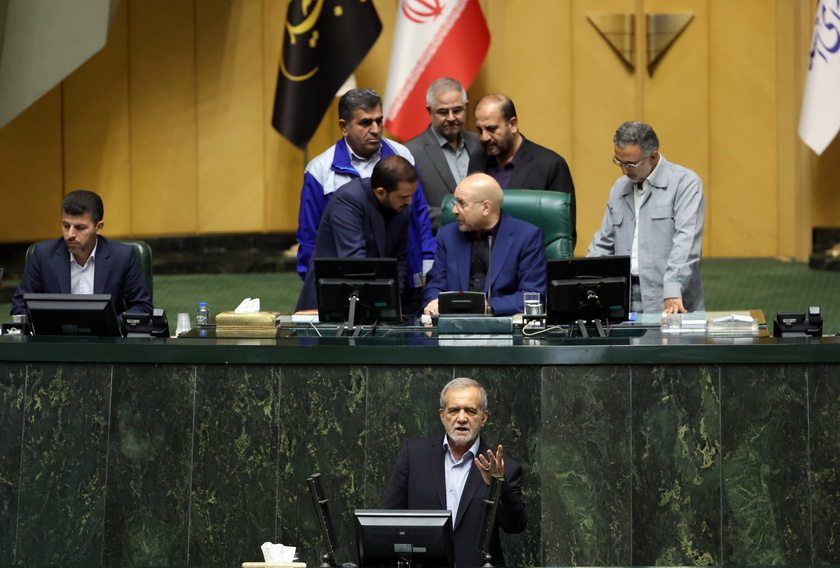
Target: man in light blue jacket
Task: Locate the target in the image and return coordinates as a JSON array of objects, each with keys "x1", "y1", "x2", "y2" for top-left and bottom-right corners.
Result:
[{"x1": 587, "y1": 121, "x2": 704, "y2": 314}]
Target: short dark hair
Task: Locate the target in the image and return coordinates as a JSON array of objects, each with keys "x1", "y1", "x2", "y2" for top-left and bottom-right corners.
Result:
[
  {"x1": 62, "y1": 190, "x2": 104, "y2": 224},
  {"x1": 614, "y1": 121, "x2": 660, "y2": 156},
  {"x1": 371, "y1": 155, "x2": 417, "y2": 194},
  {"x1": 476, "y1": 94, "x2": 517, "y2": 122},
  {"x1": 338, "y1": 88, "x2": 382, "y2": 123}
]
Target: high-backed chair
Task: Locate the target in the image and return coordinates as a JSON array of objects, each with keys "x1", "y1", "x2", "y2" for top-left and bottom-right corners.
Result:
[
  {"x1": 440, "y1": 189, "x2": 574, "y2": 259},
  {"x1": 25, "y1": 239, "x2": 154, "y2": 299}
]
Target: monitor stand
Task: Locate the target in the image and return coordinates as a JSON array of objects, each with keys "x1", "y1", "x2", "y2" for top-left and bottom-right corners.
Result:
[
  {"x1": 574, "y1": 319, "x2": 609, "y2": 338},
  {"x1": 336, "y1": 292, "x2": 363, "y2": 337}
]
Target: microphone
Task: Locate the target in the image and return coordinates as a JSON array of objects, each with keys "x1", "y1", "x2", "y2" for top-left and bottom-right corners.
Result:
[
  {"x1": 485, "y1": 235, "x2": 493, "y2": 315},
  {"x1": 478, "y1": 474, "x2": 505, "y2": 567}
]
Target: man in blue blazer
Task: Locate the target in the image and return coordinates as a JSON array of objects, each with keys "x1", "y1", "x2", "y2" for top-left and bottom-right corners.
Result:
[
  {"x1": 381, "y1": 377, "x2": 527, "y2": 567},
  {"x1": 295, "y1": 155, "x2": 418, "y2": 311},
  {"x1": 11, "y1": 190, "x2": 153, "y2": 316},
  {"x1": 422, "y1": 173, "x2": 547, "y2": 317}
]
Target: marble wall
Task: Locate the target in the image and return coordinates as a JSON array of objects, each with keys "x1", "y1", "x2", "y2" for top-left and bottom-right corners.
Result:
[{"x1": 1, "y1": 362, "x2": 839, "y2": 566}]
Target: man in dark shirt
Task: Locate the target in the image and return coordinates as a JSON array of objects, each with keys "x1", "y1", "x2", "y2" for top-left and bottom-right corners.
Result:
[{"x1": 468, "y1": 94, "x2": 577, "y2": 246}]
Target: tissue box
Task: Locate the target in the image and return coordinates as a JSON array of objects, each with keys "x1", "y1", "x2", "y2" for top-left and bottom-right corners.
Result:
[{"x1": 215, "y1": 311, "x2": 281, "y2": 327}]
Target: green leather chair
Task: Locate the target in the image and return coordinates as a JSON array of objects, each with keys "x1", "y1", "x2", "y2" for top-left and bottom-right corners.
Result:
[
  {"x1": 25, "y1": 239, "x2": 154, "y2": 299},
  {"x1": 440, "y1": 189, "x2": 574, "y2": 259}
]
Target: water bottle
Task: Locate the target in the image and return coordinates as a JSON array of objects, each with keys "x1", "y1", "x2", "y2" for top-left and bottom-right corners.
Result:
[{"x1": 196, "y1": 302, "x2": 210, "y2": 326}]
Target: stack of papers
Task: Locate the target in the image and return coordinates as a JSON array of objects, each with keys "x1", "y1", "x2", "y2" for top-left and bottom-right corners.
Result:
[{"x1": 661, "y1": 312, "x2": 707, "y2": 333}]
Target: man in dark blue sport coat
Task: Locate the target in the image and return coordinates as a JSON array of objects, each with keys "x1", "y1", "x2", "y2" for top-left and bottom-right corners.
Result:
[
  {"x1": 381, "y1": 378, "x2": 527, "y2": 567},
  {"x1": 295, "y1": 155, "x2": 418, "y2": 312},
  {"x1": 11, "y1": 190, "x2": 152, "y2": 316},
  {"x1": 422, "y1": 173, "x2": 547, "y2": 317}
]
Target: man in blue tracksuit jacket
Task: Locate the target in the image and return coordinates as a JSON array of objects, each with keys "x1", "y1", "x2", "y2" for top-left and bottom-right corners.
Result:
[{"x1": 296, "y1": 89, "x2": 435, "y2": 310}]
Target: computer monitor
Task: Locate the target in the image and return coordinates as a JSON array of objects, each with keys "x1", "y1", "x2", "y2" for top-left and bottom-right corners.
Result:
[
  {"x1": 314, "y1": 258, "x2": 402, "y2": 326},
  {"x1": 24, "y1": 293, "x2": 123, "y2": 336},
  {"x1": 354, "y1": 509, "x2": 454, "y2": 568},
  {"x1": 546, "y1": 256, "x2": 631, "y2": 326}
]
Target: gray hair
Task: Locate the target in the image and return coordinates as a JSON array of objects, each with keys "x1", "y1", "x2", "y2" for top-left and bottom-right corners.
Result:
[
  {"x1": 439, "y1": 377, "x2": 488, "y2": 410},
  {"x1": 614, "y1": 121, "x2": 659, "y2": 156},
  {"x1": 338, "y1": 88, "x2": 382, "y2": 123},
  {"x1": 426, "y1": 78, "x2": 467, "y2": 109}
]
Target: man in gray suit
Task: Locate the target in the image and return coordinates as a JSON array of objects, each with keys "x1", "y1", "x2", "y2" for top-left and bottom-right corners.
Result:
[
  {"x1": 406, "y1": 78, "x2": 481, "y2": 232},
  {"x1": 587, "y1": 121, "x2": 705, "y2": 314}
]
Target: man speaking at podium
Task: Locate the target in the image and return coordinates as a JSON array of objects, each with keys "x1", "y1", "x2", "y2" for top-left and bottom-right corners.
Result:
[
  {"x1": 381, "y1": 378, "x2": 527, "y2": 567},
  {"x1": 11, "y1": 190, "x2": 153, "y2": 316}
]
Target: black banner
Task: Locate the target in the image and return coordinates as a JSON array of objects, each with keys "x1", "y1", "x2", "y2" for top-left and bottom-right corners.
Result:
[{"x1": 272, "y1": 0, "x2": 382, "y2": 149}]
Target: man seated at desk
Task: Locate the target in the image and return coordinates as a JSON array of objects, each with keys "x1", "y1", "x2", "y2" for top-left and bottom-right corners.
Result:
[
  {"x1": 11, "y1": 190, "x2": 153, "y2": 316},
  {"x1": 422, "y1": 173, "x2": 547, "y2": 317}
]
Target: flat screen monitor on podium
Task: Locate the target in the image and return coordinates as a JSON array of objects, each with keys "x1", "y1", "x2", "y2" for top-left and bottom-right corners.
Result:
[
  {"x1": 314, "y1": 258, "x2": 402, "y2": 327},
  {"x1": 354, "y1": 509, "x2": 453, "y2": 568},
  {"x1": 546, "y1": 256, "x2": 631, "y2": 327},
  {"x1": 24, "y1": 293, "x2": 122, "y2": 336}
]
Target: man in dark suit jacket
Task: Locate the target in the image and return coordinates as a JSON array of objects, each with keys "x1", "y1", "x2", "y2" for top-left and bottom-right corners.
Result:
[
  {"x1": 469, "y1": 93, "x2": 577, "y2": 246},
  {"x1": 295, "y1": 155, "x2": 418, "y2": 311},
  {"x1": 381, "y1": 378, "x2": 527, "y2": 568},
  {"x1": 406, "y1": 78, "x2": 482, "y2": 232},
  {"x1": 11, "y1": 190, "x2": 152, "y2": 316},
  {"x1": 422, "y1": 173, "x2": 547, "y2": 317}
]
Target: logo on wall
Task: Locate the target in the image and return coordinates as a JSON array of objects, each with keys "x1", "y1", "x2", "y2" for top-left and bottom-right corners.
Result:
[{"x1": 402, "y1": 0, "x2": 444, "y2": 24}]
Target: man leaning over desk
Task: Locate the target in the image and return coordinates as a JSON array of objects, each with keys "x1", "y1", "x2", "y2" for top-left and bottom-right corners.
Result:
[
  {"x1": 587, "y1": 121, "x2": 705, "y2": 314},
  {"x1": 11, "y1": 190, "x2": 153, "y2": 317}
]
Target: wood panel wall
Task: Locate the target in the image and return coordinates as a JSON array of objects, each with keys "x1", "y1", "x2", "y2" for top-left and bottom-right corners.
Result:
[{"x1": 0, "y1": 0, "x2": 834, "y2": 260}]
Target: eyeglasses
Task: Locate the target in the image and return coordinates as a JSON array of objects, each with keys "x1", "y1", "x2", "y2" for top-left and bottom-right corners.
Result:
[
  {"x1": 435, "y1": 106, "x2": 465, "y2": 117},
  {"x1": 612, "y1": 156, "x2": 648, "y2": 169},
  {"x1": 453, "y1": 199, "x2": 484, "y2": 212}
]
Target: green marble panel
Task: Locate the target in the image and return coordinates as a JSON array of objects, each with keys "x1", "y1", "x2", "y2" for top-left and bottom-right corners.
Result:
[
  {"x1": 0, "y1": 362, "x2": 26, "y2": 563},
  {"x1": 542, "y1": 364, "x2": 632, "y2": 567},
  {"x1": 365, "y1": 366, "x2": 452, "y2": 508},
  {"x1": 275, "y1": 365, "x2": 367, "y2": 568},
  {"x1": 721, "y1": 365, "x2": 810, "y2": 565},
  {"x1": 455, "y1": 365, "x2": 542, "y2": 568},
  {"x1": 15, "y1": 363, "x2": 112, "y2": 564},
  {"x1": 188, "y1": 364, "x2": 281, "y2": 566},
  {"x1": 809, "y1": 364, "x2": 840, "y2": 564},
  {"x1": 632, "y1": 365, "x2": 721, "y2": 566},
  {"x1": 103, "y1": 364, "x2": 195, "y2": 566}
]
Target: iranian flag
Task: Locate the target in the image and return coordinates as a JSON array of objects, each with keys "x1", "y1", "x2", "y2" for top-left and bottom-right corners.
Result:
[{"x1": 384, "y1": 0, "x2": 490, "y2": 141}]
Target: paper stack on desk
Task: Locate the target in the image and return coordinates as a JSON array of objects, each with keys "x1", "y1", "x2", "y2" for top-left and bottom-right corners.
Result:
[
  {"x1": 660, "y1": 310, "x2": 763, "y2": 336},
  {"x1": 661, "y1": 312, "x2": 707, "y2": 333}
]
